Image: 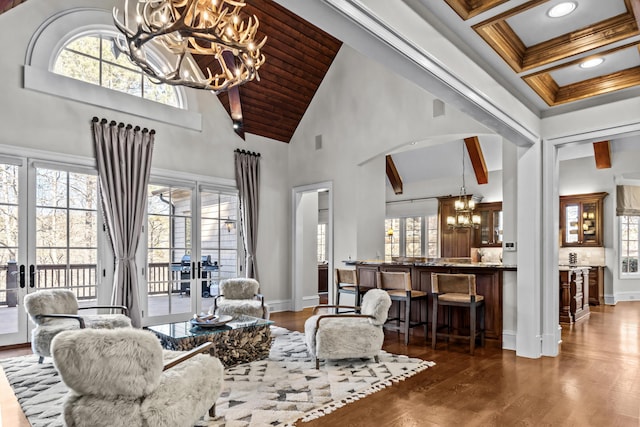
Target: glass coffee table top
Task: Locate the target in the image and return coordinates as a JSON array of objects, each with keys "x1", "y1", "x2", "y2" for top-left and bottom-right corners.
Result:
[{"x1": 147, "y1": 314, "x2": 273, "y2": 339}]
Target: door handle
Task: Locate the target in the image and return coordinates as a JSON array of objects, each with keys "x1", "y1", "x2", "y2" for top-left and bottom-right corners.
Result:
[
  {"x1": 19, "y1": 264, "x2": 25, "y2": 288},
  {"x1": 197, "y1": 262, "x2": 202, "y2": 279},
  {"x1": 191, "y1": 261, "x2": 196, "y2": 280},
  {"x1": 29, "y1": 265, "x2": 35, "y2": 288}
]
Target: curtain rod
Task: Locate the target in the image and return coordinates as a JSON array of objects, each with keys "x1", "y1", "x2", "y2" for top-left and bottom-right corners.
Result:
[
  {"x1": 92, "y1": 116, "x2": 155, "y2": 135},
  {"x1": 234, "y1": 148, "x2": 261, "y2": 157}
]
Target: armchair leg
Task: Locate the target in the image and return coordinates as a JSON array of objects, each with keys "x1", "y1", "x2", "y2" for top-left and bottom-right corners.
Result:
[
  {"x1": 209, "y1": 403, "x2": 216, "y2": 418},
  {"x1": 315, "y1": 358, "x2": 320, "y2": 370},
  {"x1": 431, "y1": 297, "x2": 438, "y2": 350},
  {"x1": 374, "y1": 355, "x2": 379, "y2": 363},
  {"x1": 38, "y1": 356, "x2": 44, "y2": 364}
]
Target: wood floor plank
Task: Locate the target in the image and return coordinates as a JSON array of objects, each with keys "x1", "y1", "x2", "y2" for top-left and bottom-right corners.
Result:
[{"x1": 0, "y1": 303, "x2": 639, "y2": 426}]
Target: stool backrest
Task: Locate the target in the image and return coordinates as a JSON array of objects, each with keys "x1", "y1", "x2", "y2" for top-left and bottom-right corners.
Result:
[
  {"x1": 376, "y1": 271, "x2": 411, "y2": 291},
  {"x1": 431, "y1": 273, "x2": 477, "y2": 295},
  {"x1": 335, "y1": 269, "x2": 357, "y2": 286}
]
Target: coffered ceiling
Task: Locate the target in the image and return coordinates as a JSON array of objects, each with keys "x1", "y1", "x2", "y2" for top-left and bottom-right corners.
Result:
[{"x1": 406, "y1": 0, "x2": 640, "y2": 116}]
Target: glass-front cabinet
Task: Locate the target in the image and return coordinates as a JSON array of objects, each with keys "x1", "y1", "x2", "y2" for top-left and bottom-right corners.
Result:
[
  {"x1": 474, "y1": 202, "x2": 503, "y2": 247},
  {"x1": 560, "y1": 192, "x2": 607, "y2": 247}
]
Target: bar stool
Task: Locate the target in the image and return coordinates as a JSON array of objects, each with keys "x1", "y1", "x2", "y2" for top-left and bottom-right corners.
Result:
[
  {"x1": 335, "y1": 268, "x2": 372, "y2": 308},
  {"x1": 431, "y1": 273, "x2": 485, "y2": 355},
  {"x1": 376, "y1": 271, "x2": 428, "y2": 345}
]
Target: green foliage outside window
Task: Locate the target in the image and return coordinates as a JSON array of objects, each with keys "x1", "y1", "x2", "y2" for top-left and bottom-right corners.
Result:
[{"x1": 53, "y1": 33, "x2": 180, "y2": 108}]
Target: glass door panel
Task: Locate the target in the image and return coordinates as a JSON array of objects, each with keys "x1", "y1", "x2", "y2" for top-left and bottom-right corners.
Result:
[
  {"x1": 493, "y1": 211, "x2": 503, "y2": 244},
  {"x1": 200, "y1": 190, "x2": 238, "y2": 311},
  {"x1": 582, "y1": 202, "x2": 597, "y2": 244},
  {"x1": 146, "y1": 184, "x2": 194, "y2": 318},
  {"x1": 0, "y1": 161, "x2": 25, "y2": 344},
  {"x1": 34, "y1": 169, "x2": 99, "y2": 307},
  {"x1": 565, "y1": 204, "x2": 579, "y2": 244}
]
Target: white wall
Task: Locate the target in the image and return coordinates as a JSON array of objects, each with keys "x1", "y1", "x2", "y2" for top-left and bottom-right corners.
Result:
[
  {"x1": 288, "y1": 45, "x2": 494, "y2": 265},
  {"x1": 0, "y1": 0, "x2": 291, "y2": 308}
]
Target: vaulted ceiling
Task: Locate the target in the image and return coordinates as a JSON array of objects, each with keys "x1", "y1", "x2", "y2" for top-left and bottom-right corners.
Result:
[
  {"x1": 215, "y1": 0, "x2": 342, "y2": 143},
  {"x1": 4, "y1": 0, "x2": 639, "y2": 144},
  {"x1": 0, "y1": 0, "x2": 342, "y2": 143}
]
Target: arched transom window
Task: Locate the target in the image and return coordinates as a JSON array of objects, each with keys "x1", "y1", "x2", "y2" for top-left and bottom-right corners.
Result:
[{"x1": 53, "y1": 31, "x2": 182, "y2": 108}]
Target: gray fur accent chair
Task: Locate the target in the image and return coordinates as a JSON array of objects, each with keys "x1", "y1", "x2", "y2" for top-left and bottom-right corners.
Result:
[
  {"x1": 51, "y1": 328, "x2": 224, "y2": 427},
  {"x1": 304, "y1": 288, "x2": 392, "y2": 369},
  {"x1": 24, "y1": 288, "x2": 131, "y2": 363},
  {"x1": 211, "y1": 278, "x2": 269, "y2": 319}
]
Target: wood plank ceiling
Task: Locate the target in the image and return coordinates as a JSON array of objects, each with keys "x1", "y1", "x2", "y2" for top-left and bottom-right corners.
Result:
[
  {"x1": 1, "y1": 0, "x2": 342, "y2": 144},
  {"x1": 210, "y1": 0, "x2": 342, "y2": 143}
]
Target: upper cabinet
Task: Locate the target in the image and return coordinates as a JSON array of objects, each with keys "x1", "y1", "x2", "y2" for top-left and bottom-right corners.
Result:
[
  {"x1": 438, "y1": 196, "x2": 472, "y2": 258},
  {"x1": 560, "y1": 192, "x2": 607, "y2": 247},
  {"x1": 474, "y1": 202, "x2": 503, "y2": 247}
]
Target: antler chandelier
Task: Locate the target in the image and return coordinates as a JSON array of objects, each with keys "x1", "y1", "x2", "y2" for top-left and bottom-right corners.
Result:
[{"x1": 113, "y1": 0, "x2": 267, "y2": 93}]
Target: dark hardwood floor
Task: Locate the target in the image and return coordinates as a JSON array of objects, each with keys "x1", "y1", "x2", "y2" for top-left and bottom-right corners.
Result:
[{"x1": 1, "y1": 303, "x2": 639, "y2": 426}]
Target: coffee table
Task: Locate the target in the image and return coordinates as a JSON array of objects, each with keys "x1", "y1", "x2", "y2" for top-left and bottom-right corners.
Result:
[{"x1": 146, "y1": 315, "x2": 274, "y2": 367}]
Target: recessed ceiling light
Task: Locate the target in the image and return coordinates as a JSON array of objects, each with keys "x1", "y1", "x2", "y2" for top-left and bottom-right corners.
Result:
[
  {"x1": 547, "y1": 2, "x2": 577, "y2": 18},
  {"x1": 580, "y1": 57, "x2": 604, "y2": 69}
]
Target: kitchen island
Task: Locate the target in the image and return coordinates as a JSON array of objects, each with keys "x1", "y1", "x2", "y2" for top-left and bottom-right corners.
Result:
[{"x1": 349, "y1": 259, "x2": 516, "y2": 345}]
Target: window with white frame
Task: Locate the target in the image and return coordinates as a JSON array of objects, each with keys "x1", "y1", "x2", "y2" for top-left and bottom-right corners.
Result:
[
  {"x1": 385, "y1": 215, "x2": 438, "y2": 261},
  {"x1": 620, "y1": 215, "x2": 639, "y2": 274},
  {"x1": 317, "y1": 223, "x2": 327, "y2": 262},
  {"x1": 53, "y1": 32, "x2": 181, "y2": 108}
]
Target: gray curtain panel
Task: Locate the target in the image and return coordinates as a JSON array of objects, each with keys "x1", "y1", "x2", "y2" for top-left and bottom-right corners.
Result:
[
  {"x1": 235, "y1": 150, "x2": 260, "y2": 280},
  {"x1": 92, "y1": 118, "x2": 154, "y2": 328}
]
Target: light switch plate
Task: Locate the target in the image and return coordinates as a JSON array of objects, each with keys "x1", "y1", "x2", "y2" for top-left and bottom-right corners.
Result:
[{"x1": 503, "y1": 242, "x2": 517, "y2": 251}]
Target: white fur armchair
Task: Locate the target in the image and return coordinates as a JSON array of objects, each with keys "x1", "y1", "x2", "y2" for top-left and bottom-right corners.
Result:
[
  {"x1": 24, "y1": 288, "x2": 131, "y2": 363},
  {"x1": 211, "y1": 278, "x2": 269, "y2": 319},
  {"x1": 51, "y1": 328, "x2": 224, "y2": 427},
  {"x1": 304, "y1": 289, "x2": 392, "y2": 369}
]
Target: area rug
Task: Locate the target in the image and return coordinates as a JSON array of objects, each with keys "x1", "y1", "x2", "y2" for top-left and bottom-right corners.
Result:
[{"x1": 1, "y1": 327, "x2": 434, "y2": 426}]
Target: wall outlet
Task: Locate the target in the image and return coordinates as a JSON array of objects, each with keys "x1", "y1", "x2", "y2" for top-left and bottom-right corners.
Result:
[{"x1": 503, "y1": 242, "x2": 517, "y2": 252}]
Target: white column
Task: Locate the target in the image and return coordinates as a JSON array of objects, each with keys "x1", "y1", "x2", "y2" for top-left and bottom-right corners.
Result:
[
  {"x1": 501, "y1": 138, "x2": 518, "y2": 350},
  {"x1": 516, "y1": 141, "x2": 543, "y2": 358},
  {"x1": 542, "y1": 140, "x2": 561, "y2": 356}
]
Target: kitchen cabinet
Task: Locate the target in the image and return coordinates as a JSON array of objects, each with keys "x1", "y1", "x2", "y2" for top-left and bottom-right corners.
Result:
[
  {"x1": 438, "y1": 196, "x2": 472, "y2": 258},
  {"x1": 560, "y1": 192, "x2": 607, "y2": 247},
  {"x1": 474, "y1": 202, "x2": 503, "y2": 247},
  {"x1": 588, "y1": 266, "x2": 604, "y2": 305},
  {"x1": 559, "y1": 267, "x2": 590, "y2": 323}
]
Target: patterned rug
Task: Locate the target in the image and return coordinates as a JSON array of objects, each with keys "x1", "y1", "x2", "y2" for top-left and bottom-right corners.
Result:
[{"x1": 1, "y1": 327, "x2": 434, "y2": 426}]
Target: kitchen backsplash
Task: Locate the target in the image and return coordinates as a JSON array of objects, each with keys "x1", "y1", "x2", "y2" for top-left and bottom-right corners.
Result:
[{"x1": 558, "y1": 247, "x2": 605, "y2": 266}]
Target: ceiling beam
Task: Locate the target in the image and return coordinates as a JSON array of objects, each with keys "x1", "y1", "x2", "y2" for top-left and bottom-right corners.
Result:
[
  {"x1": 630, "y1": 0, "x2": 640, "y2": 30},
  {"x1": 221, "y1": 51, "x2": 245, "y2": 139},
  {"x1": 464, "y1": 136, "x2": 489, "y2": 185},
  {"x1": 443, "y1": 0, "x2": 509, "y2": 20},
  {"x1": 385, "y1": 155, "x2": 403, "y2": 195},
  {"x1": 593, "y1": 141, "x2": 612, "y2": 169}
]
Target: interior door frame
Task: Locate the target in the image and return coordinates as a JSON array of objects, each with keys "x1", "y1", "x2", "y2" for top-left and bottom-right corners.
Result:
[{"x1": 291, "y1": 181, "x2": 333, "y2": 312}]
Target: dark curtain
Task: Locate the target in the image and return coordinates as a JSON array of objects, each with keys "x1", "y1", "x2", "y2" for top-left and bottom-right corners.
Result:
[
  {"x1": 235, "y1": 150, "x2": 260, "y2": 280},
  {"x1": 92, "y1": 117, "x2": 154, "y2": 327}
]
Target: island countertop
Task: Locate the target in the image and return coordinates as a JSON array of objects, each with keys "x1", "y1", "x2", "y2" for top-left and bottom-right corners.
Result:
[
  {"x1": 350, "y1": 260, "x2": 515, "y2": 344},
  {"x1": 346, "y1": 259, "x2": 517, "y2": 270}
]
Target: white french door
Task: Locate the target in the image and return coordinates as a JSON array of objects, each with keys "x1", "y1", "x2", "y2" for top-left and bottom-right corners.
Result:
[
  {"x1": 0, "y1": 157, "x2": 103, "y2": 346},
  {"x1": 142, "y1": 181, "x2": 239, "y2": 326}
]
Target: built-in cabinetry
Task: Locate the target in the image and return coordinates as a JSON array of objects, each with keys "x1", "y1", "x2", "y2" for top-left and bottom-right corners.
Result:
[
  {"x1": 559, "y1": 267, "x2": 590, "y2": 323},
  {"x1": 355, "y1": 262, "x2": 510, "y2": 343},
  {"x1": 438, "y1": 196, "x2": 472, "y2": 258},
  {"x1": 588, "y1": 266, "x2": 604, "y2": 306},
  {"x1": 317, "y1": 264, "x2": 328, "y2": 294},
  {"x1": 560, "y1": 192, "x2": 607, "y2": 247},
  {"x1": 474, "y1": 202, "x2": 503, "y2": 247}
]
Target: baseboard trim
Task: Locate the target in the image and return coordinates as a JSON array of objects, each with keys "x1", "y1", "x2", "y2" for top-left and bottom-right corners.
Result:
[{"x1": 502, "y1": 330, "x2": 516, "y2": 351}]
